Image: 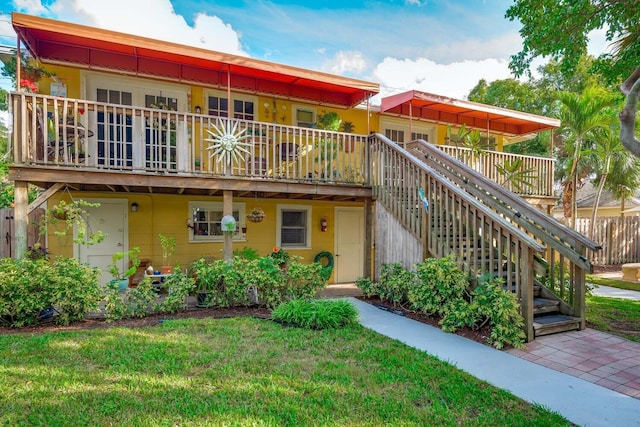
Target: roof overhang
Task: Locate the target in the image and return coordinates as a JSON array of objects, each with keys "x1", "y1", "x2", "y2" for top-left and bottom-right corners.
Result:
[
  {"x1": 380, "y1": 90, "x2": 560, "y2": 136},
  {"x1": 11, "y1": 12, "x2": 379, "y2": 108}
]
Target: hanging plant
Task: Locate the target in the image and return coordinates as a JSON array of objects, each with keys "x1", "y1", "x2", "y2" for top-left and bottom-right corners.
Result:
[{"x1": 247, "y1": 207, "x2": 265, "y2": 223}]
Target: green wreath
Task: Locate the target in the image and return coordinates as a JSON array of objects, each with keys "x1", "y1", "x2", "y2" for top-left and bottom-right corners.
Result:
[{"x1": 314, "y1": 251, "x2": 334, "y2": 281}]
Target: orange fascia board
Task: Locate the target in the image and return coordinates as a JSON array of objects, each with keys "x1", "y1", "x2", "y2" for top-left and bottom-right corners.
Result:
[
  {"x1": 12, "y1": 12, "x2": 379, "y2": 107},
  {"x1": 381, "y1": 90, "x2": 560, "y2": 136}
]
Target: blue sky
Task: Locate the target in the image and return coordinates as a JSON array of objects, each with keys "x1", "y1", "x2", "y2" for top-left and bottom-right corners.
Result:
[{"x1": 0, "y1": 0, "x2": 609, "y2": 102}]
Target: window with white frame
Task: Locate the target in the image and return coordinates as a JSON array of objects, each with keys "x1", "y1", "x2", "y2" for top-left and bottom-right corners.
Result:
[
  {"x1": 277, "y1": 205, "x2": 311, "y2": 248},
  {"x1": 189, "y1": 201, "x2": 246, "y2": 242},
  {"x1": 294, "y1": 106, "x2": 316, "y2": 128},
  {"x1": 205, "y1": 91, "x2": 256, "y2": 120}
]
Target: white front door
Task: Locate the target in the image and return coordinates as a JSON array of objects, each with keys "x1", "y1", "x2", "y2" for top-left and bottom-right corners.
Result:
[
  {"x1": 76, "y1": 199, "x2": 128, "y2": 285},
  {"x1": 334, "y1": 207, "x2": 364, "y2": 283}
]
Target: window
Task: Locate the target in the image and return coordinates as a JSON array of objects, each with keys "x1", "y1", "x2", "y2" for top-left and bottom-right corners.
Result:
[
  {"x1": 295, "y1": 107, "x2": 316, "y2": 128},
  {"x1": 206, "y1": 92, "x2": 256, "y2": 120},
  {"x1": 277, "y1": 205, "x2": 311, "y2": 248},
  {"x1": 411, "y1": 132, "x2": 429, "y2": 142},
  {"x1": 384, "y1": 129, "x2": 405, "y2": 143},
  {"x1": 207, "y1": 96, "x2": 229, "y2": 117},
  {"x1": 189, "y1": 201, "x2": 246, "y2": 242}
]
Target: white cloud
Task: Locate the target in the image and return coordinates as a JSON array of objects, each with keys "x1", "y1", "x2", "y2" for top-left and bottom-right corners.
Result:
[
  {"x1": 323, "y1": 51, "x2": 368, "y2": 75},
  {"x1": 373, "y1": 57, "x2": 513, "y2": 100},
  {"x1": 12, "y1": 0, "x2": 248, "y2": 57}
]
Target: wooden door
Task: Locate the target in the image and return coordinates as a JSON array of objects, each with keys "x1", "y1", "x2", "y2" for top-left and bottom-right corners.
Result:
[
  {"x1": 334, "y1": 207, "x2": 364, "y2": 283},
  {"x1": 76, "y1": 199, "x2": 128, "y2": 285}
]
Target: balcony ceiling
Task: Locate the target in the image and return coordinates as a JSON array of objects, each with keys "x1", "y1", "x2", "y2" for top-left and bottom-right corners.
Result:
[
  {"x1": 11, "y1": 12, "x2": 379, "y2": 108},
  {"x1": 380, "y1": 90, "x2": 560, "y2": 136}
]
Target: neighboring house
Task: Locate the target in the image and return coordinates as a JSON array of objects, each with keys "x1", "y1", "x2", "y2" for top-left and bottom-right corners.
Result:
[
  {"x1": 7, "y1": 12, "x2": 595, "y2": 341},
  {"x1": 553, "y1": 182, "x2": 640, "y2": 219}
]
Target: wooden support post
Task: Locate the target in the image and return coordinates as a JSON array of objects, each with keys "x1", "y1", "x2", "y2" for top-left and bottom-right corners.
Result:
[
  {"x1": 575, "y1": 250, "x2": 586, "y2": 331},
  {"x1": 14, "y1": 180, "x2": 29, "y2": 260},
  {"x1": 364, "y1": 198, "x2": 372, "y2": 279},
  {"x1": 223, "y1": 190, "x2": 233, "y2": 263},
  {"x1": 521, "y1": 247, "x2": 534, "y2": 342}
]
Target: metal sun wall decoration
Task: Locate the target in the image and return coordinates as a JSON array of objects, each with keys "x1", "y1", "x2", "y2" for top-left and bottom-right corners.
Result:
[{"x1": 205, "y1": 119, "x2": 253, "y2": 165}]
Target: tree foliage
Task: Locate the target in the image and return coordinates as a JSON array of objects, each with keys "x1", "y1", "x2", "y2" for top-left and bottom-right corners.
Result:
[{"x1": 505, "y1": 0, "x2": 639, "y2": 83}]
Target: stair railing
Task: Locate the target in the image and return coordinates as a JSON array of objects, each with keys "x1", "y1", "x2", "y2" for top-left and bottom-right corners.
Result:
[
  {"x1": 404, "y1": 137, "x2": 601, "y2": 329},
  {"x1": 369, "y1": 133, "x2": 546, "y2": 340}
]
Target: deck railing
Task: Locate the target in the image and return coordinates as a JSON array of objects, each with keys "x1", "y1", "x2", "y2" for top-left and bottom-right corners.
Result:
[
  {"x1": 9, "y1": 92, "x2": 368, "y2": 185},
  {"x1": 437, "y1": 145, "x2": 555, "y2": 198},
  {"x1": 370, "y1": 133, "x2": 546, "y2": 340}
]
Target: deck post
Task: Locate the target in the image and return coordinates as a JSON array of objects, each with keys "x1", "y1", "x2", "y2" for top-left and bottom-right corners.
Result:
[
  {"x1": 521, "y1": 247, "x2": 534, "y2": 342},
  {"x1": 14, "y1": 180, "x2": 29, "y2": 260},
  {"x1": 364, "y1": 198, "x2": 372, "y2": 278},
  {"x1": 574, "y1": 248, "x2": 587, "y2": 330},
  {"x1": 223, "y1": 190, "x2": 233, "y2": 263}
]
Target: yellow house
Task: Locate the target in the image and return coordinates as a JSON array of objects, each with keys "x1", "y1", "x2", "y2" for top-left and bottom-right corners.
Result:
[{"x1": 7, "y1": 13, "x2": 602, "y2": 342}]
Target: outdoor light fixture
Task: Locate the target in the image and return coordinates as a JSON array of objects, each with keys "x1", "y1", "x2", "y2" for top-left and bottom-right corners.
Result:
[
  {"x1": 131, "y1": 202, "x2": 138, "y2": 212},
  {"x1": 195, "y1": 105, "x2": 202, "y2": 114}
]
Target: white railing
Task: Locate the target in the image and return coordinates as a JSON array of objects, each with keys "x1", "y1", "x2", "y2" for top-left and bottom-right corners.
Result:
[
  {"x1": 436, "y1": 145, "x2": 555, "y2": 198},
  {"x1": 9, "y1": 93, "x2": 368, "y2": 186}
]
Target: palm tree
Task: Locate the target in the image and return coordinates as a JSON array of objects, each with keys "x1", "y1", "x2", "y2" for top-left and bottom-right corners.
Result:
[
  {"x1": 584, "y1": 124, "x2": 629, "y2": 238},
  {"x1": 556, "y1": 87, "x2": 616, "y2": 228}
]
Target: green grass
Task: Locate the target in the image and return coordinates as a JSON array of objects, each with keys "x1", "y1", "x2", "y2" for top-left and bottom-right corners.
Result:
[
  {"x1": 0, "y1": 318, "x2": 569, "y2": 426},
  {"x1": 587, "y1": 295, "x2": 640, "y2": 342},
  {"x1": 586, "y1": 274, "x2": 640, "y2": 291}
]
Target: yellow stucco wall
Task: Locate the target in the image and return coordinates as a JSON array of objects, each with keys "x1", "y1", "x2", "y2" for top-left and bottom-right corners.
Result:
[{"x1": 46, "y1": 192, "x2": 362, "y2": 272}]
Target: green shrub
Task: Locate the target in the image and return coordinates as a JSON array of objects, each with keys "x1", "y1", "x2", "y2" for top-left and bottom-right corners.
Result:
[
  {"x1": 191, "y1": 258, "x2": 229, "y2": 308},
  {"x1": 103, "y1": 281, "x2": 128, "y2": 322},
  {"x1": 471, "y1": 276, "x2": 526, "y2": 349},
  {"x1": 272, "y1": 299, "x2": 358, "y2": 329},
  {"x1": 233, "y1": 246, "x2": 260, "y2": 260},
  {"x1": 283, "y1": 260, "x2": 326, "y2": 300},
  {"x1": 409, "y1": 257, "x2": 469, "y2": 316},
  {"x1": 155, "y1": 269, "x2": 195, "y2": 314},
  {"x1": 0, "y1": 256, "x2": 102, "y2": 327},
  {"x1": 439, "y1": 299, "x2": 475, "y2": 333},
  {"x1": 245, "y1": 256, "x2": 285, "y2": 309},
  {"x1": 0, "y1": 257, "x2": 53, "y2": 327},
  {"x1": 355, "y1": 276, "x2": 377, "y2": 297},
  {"x1": 48, "y1": 256, "x2": 101, "y2": 325},
  {"x1": 378, "y1": 263, "x2": 414, "y2": 307},
  {"x1": 126, "y1": 278, "x2": 156, "y2": 318}
]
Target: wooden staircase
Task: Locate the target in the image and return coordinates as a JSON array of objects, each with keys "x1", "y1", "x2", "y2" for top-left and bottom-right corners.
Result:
[
  {"x1": 369, "y1": 134, "x2": 601, "y2": 341},
  {"x1": 533, "y1": 283, "x2": 582, "y2": 337},
  {"x1": 436, "y1": 211, "x2": 582, "y2": 337}
]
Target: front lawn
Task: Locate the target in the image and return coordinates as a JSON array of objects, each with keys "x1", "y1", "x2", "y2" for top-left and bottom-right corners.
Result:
[
  {"x1": 586, "y1": 295, "x2": 640, "y2": 342},
  {"x1": 0, "y1": 318, "x2": 569, "y2": 426}
]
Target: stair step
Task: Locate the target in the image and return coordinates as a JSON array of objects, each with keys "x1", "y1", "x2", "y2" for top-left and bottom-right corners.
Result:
[
  {"x1": 533, "y1": 297, "x2": 560, "y2": 315},
  {"x1": 533, "y1": 314, "x2": 581, "y2": 337}
]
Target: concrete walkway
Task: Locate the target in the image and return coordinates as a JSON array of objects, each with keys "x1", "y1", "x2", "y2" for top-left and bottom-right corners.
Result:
[
  {"x1": 350, "y1": 297, "x2": 640, "y2": 427},
  {"x1": 591, "y1": 284, "x2": 640, "y2": 300}
]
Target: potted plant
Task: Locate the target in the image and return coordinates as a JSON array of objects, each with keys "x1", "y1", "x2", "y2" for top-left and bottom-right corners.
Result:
[
  {"x1": 247, "y1": 207, "x2": 266, "y2": 223},
  {"x1": 108, "y1": 247, "x2": 141, "y2": 291},
  {"x1": 158, "y1": 233, "x2": 176, "y2": 274}
]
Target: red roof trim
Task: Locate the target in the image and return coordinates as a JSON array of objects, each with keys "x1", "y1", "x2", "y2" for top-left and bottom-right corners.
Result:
[
  {"x1": 381, "y1": 90, "x2": 560, "y2": 136},
  {"x1": 12, "y1": 12, "x2": 379, "y2": 108}
]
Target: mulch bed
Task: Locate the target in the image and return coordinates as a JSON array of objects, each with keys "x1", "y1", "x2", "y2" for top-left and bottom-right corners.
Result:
[
  {"x1": 0, "y1": 306, "x2": 271, "y2": 336},
  {"x1": 0, "y1": 298, "x2": 492, "y2": 347}
]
